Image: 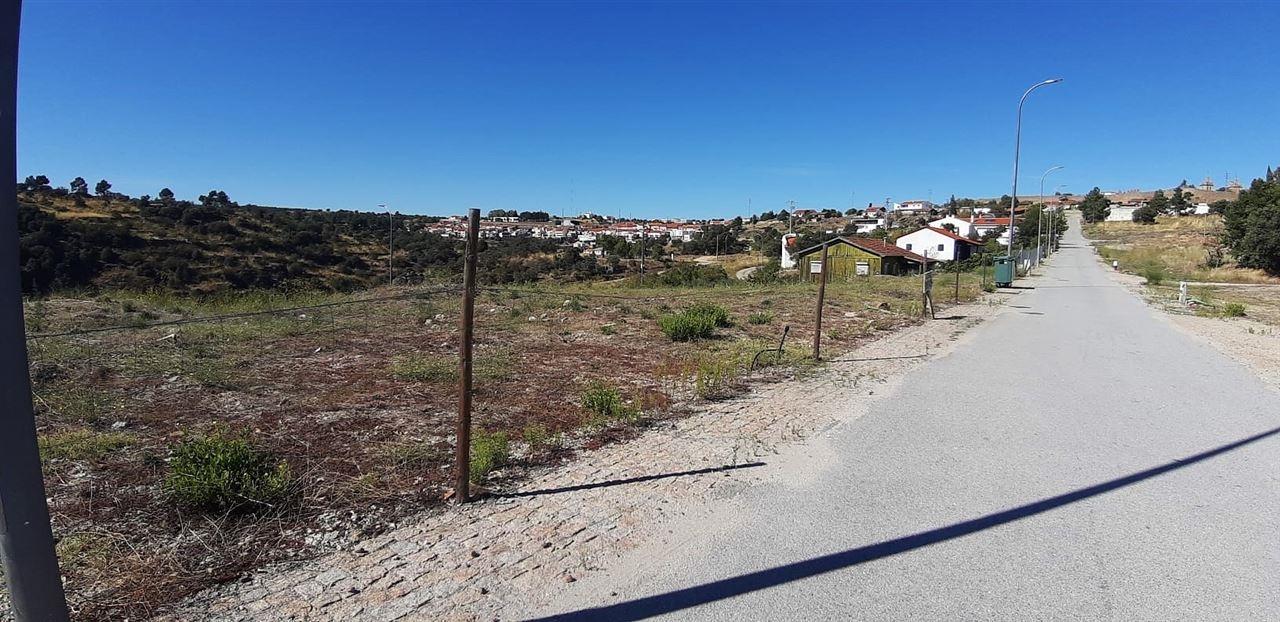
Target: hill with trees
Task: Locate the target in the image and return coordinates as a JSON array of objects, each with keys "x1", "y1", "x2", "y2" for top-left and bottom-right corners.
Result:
[{"x1": 16, "y1": 177, "x2": 604, "y2": 295}]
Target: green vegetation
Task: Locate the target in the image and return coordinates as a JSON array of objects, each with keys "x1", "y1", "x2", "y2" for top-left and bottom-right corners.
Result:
[
  {"x1": 747, "y1": 311, "x2": 775, "y2": 325},
  {"x1": 164, "y1": 431, "x2": 291, "y2": 513},
  {"x1": 39, "y1": 429, "x2": 133, "y2": 462},
  {"x1": 469, "y1": 430, "x2": 510, "y2": 483},
  {"x1": 1080, "y1": 187, "x2": 1112, "y2": 223},
  {"x1": 656, "y1": 301, "x2": 733, "y2": 341},
  {"x1": 1223, "y1": 170, "x2": 1280, "y2": 275},
  {"x1": 654, "y1": 263, "x2": 731, "y2": 287},
  {"x1": 1140, "y1": 263, "x2": 1167, "y2": 285},
  {"x1": 1223, "y1": 302, "x2": 1247, "y2": 317},
  {"x1": 581, "y1": 380, "x2": 640, "y2": 424}
]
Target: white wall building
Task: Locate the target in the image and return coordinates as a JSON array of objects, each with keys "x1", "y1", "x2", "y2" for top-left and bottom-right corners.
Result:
[
  {"x1": 1106, "y1": 205, "x2": 1140, "y2": 222},
  {"x1": 927, "y1": 216, "x2": 979, "y2": 239},
  {"x1": 895, "y1": 227, "x2": 980, "y2": 262}
]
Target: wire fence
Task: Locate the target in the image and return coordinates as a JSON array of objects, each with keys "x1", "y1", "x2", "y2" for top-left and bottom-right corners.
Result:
[{"x1": 21, "y1": 223, "x2": 996, "y2": 619}]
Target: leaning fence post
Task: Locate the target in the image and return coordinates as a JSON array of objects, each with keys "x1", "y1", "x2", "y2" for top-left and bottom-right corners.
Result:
[
  {"x1": 812, "y1": 244, "x2": 829, "y2": 361},
  {"x1": 954, "y1": 259, "x2": 961, "y2": 304},
  {"x1": 0, "y1": 1, "x2": 72, "y2": 617},
  {"x1": 455, "y1": 207, "x2": 480, "y2": 503}
]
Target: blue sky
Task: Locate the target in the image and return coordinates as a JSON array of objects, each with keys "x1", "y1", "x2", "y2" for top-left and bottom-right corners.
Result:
[{"x1": 15, "y1": 1, "x2": 1280, "y2": 218}]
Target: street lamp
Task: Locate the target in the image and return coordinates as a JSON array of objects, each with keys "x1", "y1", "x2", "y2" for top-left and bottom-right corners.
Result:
[
  {"x1": 1007, "y1": 78, "x2": 1063, "y2": 278},
  {"x1": 1038, "y1": 165, "x2": 1064, "y2": 265}
]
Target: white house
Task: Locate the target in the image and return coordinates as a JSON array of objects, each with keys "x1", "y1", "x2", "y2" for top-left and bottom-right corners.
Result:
[
  {"x1": 1105, "y1": 204, "x2": 1141, "y2": 222},
  {"x1": 851, "y1": 216, "x2": 886, "y2": 234},
  {"x1": 895, "y1": 227, "x2": 982, "y2": 262},
  {"x1": 927, "y1": 216, "x2": 979, "y2": 239},
  {"x1": 1193, "y1": 202, "x2": 1212, "y2": 215}
]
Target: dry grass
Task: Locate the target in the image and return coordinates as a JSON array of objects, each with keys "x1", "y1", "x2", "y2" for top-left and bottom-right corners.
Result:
[
  {"x1": 1084, "y1": 216, "x2": 1280, "y2": 284},
  {"x1": 22, "y1": 273, "x2": 985, "y2": 618}
]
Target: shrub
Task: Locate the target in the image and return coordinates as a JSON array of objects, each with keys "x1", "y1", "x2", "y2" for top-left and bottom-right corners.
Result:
[
  {"x1": 656, "y1": 263, "x2": 731, "y2": 287},
  {"x1": 600, "y1": 323, "x2": 617, "y2": 335},
  {"x1": 164, "y1": 432, "x2": 291, "y2": 513},
  {"x1": 1140, "y1": 263, "x2": 1166, "y2": 285},
  {"x1": 747, "y1": 260, "x2": 782, "y2": 284},
  {"x1": 747, "y1": 311, "x2": 774, "y2": 325},
  {"x1": 469, "y1": 430, "x2": 510, "y2": 483},
  {"x1": 581, "y1": 381, "x2": 639, "y2": 423},
  {"x1": 694, "y1": 358, "x2": 738, "y2": 399},
  {"x1": 658, "y1": 312, "x2": 717, "y2": 341},
  {"x1": 658, "y1": 303, "x2": 732, "y2": 341},
  {"x1": 687, "y1": 303, "x2": 732, "y2": 327},
  {"x1": 1223, "y1": 302, "x2": 1246, "y2": 317},
  {"x1": 521, "y1": 423, "x2": 559, "y2": 454}
]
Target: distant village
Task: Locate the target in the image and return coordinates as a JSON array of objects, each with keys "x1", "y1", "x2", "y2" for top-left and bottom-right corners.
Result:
[{"x1": 421, "y1": 175, "x2": 1244, "y2": 265}]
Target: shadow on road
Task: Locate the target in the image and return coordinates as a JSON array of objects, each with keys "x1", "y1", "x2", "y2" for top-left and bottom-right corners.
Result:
[
  {"x1": 498, "y1": 462, "x2": 766, "y2": 498},
  {"x1": 530, "y1": 425, "x2": 1280, "y2": 621}
]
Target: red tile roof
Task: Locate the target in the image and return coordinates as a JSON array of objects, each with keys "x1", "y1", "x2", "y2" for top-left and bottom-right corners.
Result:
[
  {"x1": 923, "y1": 226, "x2": 982, "y2": 244},
  {"x1": 796, "y1": 236, "x2": 932, "y2": 263}
]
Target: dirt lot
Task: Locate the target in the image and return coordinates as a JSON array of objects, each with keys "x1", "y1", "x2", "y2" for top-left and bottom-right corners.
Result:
[{"x1": 12, "y1": 273, "x2": 983, "y2": 619}]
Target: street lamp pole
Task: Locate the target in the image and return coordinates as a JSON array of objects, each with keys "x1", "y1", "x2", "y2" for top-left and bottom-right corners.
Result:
[
  {"x1": 1007, "y1": 78, "x2": 1063, "y2": 279},
  {"x1": 1038, "y1": 165, "x2": 1064, "y2": 266}
]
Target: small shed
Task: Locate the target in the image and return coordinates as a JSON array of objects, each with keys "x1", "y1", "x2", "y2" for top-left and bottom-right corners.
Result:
[{"x1": 793, "y1": 237, "x2": 932, "y2": 280}]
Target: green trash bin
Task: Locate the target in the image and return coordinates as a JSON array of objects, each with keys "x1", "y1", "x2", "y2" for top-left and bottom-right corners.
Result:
[{"x1": 994, "y1": 255, "x2": 1014, "y2": 287}]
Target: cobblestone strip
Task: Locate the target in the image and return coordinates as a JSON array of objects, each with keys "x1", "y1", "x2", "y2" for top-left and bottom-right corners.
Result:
[{"x1": 165, "y1": 299, "x2": 1002, "y2": 621}]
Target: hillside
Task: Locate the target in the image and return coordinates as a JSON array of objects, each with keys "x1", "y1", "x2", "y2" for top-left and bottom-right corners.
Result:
[{"x1": 16, "y1": 188, "x2": 605, "y2": 295}]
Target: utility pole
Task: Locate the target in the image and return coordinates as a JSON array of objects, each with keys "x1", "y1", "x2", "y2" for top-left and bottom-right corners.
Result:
[
  {"x1": 455, "y1": 208, "x2": 480, "y2": 504},
  {"x1": 1, "y1": 1, "x2": 72, "y2": 617}
]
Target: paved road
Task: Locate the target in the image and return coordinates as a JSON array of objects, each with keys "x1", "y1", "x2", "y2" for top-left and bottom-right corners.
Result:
[{"x1": 531, "y1": 218, "x2": 1280, "y2": 621}]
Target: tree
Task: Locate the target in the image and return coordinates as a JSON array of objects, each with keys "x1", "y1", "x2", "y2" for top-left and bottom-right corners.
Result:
[
  {"x1": 1170, "y1": 187, "x2": 1189, "y2": 214},
  {"x1": 21, "y1": 174, "x2": 50, "y2": 192},
  {"x1": 158, "y1": 187, "x2": 175, "y2": 202},
  {"x1": 70, "y1": 176, "x2": 89, "y2": 196},
  {"x1": 1133, "y1": 190, "x2": 1165, "y2": 223},
  {"x1": 1222, "y1": 175, "x2": 1280, "y2": 274},
  {"x1": 1079, "y1": 187, "x2": 1111, "y2": 223},
  {"x1": 1132, "y1": 202, "x2": 1158, "y2": 224},
  {"x1": 95, "y1": 179, "x2": 112, "y2": 196},
  {"x1": 517, "y1": 210, "x2": 551, "y2": 222},
  {"x1": 199, "y1": 190, "x2": 233, "y2": 208}
]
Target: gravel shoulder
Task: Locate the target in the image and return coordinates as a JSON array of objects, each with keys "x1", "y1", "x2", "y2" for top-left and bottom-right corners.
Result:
[{"x1": 1096, "y1": 251, "x2": 1280, "y2": 393}]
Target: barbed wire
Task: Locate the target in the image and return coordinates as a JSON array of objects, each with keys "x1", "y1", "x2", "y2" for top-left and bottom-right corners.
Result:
[
  {"x1": 478, "y1": 285, "x2": 794, "y2": 302},
  {"x1": 26, "y1": 285, "x2": 462, "y2": 340}
]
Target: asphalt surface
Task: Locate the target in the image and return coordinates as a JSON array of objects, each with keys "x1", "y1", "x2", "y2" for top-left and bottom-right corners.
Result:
[{"x1": 531, "y1": 219, "x2": 1280, "y2": 621}]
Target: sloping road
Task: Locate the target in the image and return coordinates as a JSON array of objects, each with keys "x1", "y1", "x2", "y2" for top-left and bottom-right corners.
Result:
[{"x1": 531, "y1": 218, "x2": 1280, "y2": 620}]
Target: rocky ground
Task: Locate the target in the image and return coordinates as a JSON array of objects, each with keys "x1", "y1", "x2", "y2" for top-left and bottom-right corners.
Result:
[{"x1": 160, "y1": 292, "x2": 1009, "y2": 620}]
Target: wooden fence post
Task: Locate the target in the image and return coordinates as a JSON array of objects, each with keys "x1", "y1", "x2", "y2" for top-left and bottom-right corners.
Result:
[
  {"x1": 812, "y1": 244, "x2": 829, "y2": 361},
  {"x1": 455, "y1": 208, "x2": 480, "y2": 503}
]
